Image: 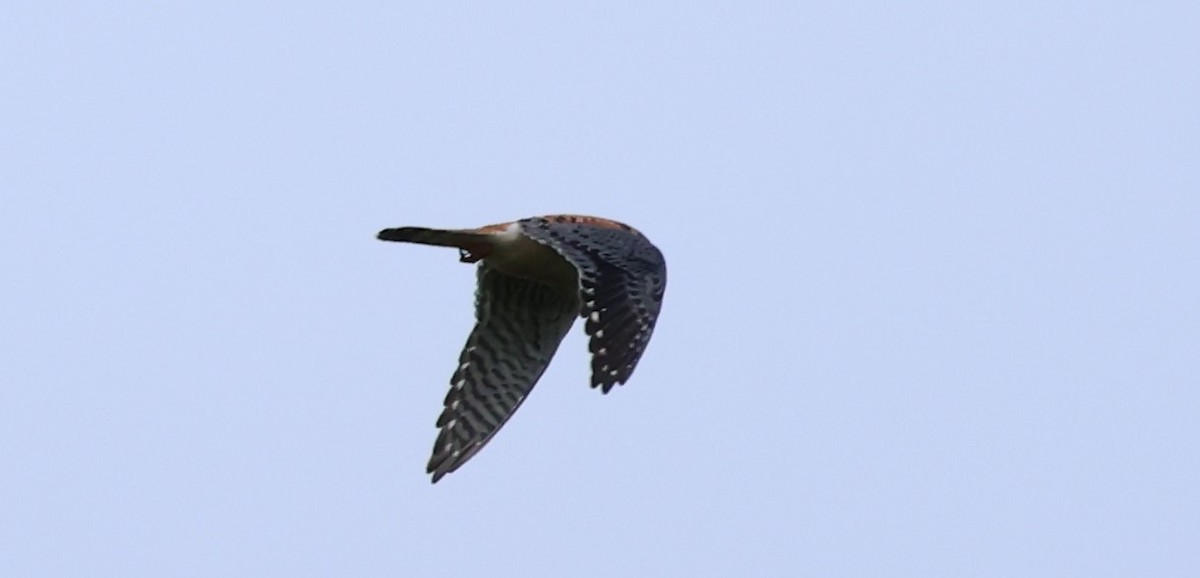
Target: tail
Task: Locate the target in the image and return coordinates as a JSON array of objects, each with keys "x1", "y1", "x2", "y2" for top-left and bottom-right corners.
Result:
[
  {"x1": 377, "y1": 227, "x2": 489, "y2": 248},
  {"x1": 377, "y1": 226, "x2": 495, "y2": 262}
]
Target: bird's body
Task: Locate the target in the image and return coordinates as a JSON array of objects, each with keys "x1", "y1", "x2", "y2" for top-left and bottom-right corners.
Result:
[{"x1": 378, "y1": 215, "x2": 667, "y2": 482}]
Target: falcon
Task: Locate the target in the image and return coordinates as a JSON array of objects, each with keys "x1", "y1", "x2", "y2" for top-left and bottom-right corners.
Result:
[{"x1": 377, "y1": 215, "x2": 667, "y2": 482}]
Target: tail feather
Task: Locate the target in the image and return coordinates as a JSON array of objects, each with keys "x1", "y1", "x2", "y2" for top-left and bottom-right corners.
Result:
[
  {"x1": 377, "y1": 227, "x2": 489, "y2": 248},
  {"x1": 378, "y1": 226, "x2": 497, "y2": 262}
]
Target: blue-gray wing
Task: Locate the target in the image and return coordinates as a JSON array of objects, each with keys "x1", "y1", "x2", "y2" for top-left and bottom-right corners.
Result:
[
  {"x1": 427, "y1": 263, "x2": 578, "y2": 482},
  {"x1": 518, "y1": 216, "x2": 667, "y2": 393}
]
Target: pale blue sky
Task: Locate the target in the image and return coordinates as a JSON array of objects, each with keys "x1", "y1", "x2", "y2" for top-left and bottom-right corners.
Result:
[{"x1": 3, "y1": 2, "x2": 1198, "y2": 576}]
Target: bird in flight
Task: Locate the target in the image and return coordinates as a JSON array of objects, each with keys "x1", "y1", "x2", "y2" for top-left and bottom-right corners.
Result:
[{"x1": 377, "y1": 215, "x2": 667, "y2": 482}]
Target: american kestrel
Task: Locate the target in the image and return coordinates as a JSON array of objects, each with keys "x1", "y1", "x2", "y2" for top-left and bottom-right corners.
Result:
[{"x1": 377, "y1": 215, "x2": 667, "y2": 482}]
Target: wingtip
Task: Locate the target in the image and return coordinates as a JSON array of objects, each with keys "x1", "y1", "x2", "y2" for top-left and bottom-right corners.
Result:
[{"x1": 591, "y1": 379, "x2": 620, "y2": 394}]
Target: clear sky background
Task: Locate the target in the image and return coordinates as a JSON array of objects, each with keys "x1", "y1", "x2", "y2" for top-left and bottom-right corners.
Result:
[{"x1": 3, "y1": 2, "x2": 1198, "y2": 576}]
